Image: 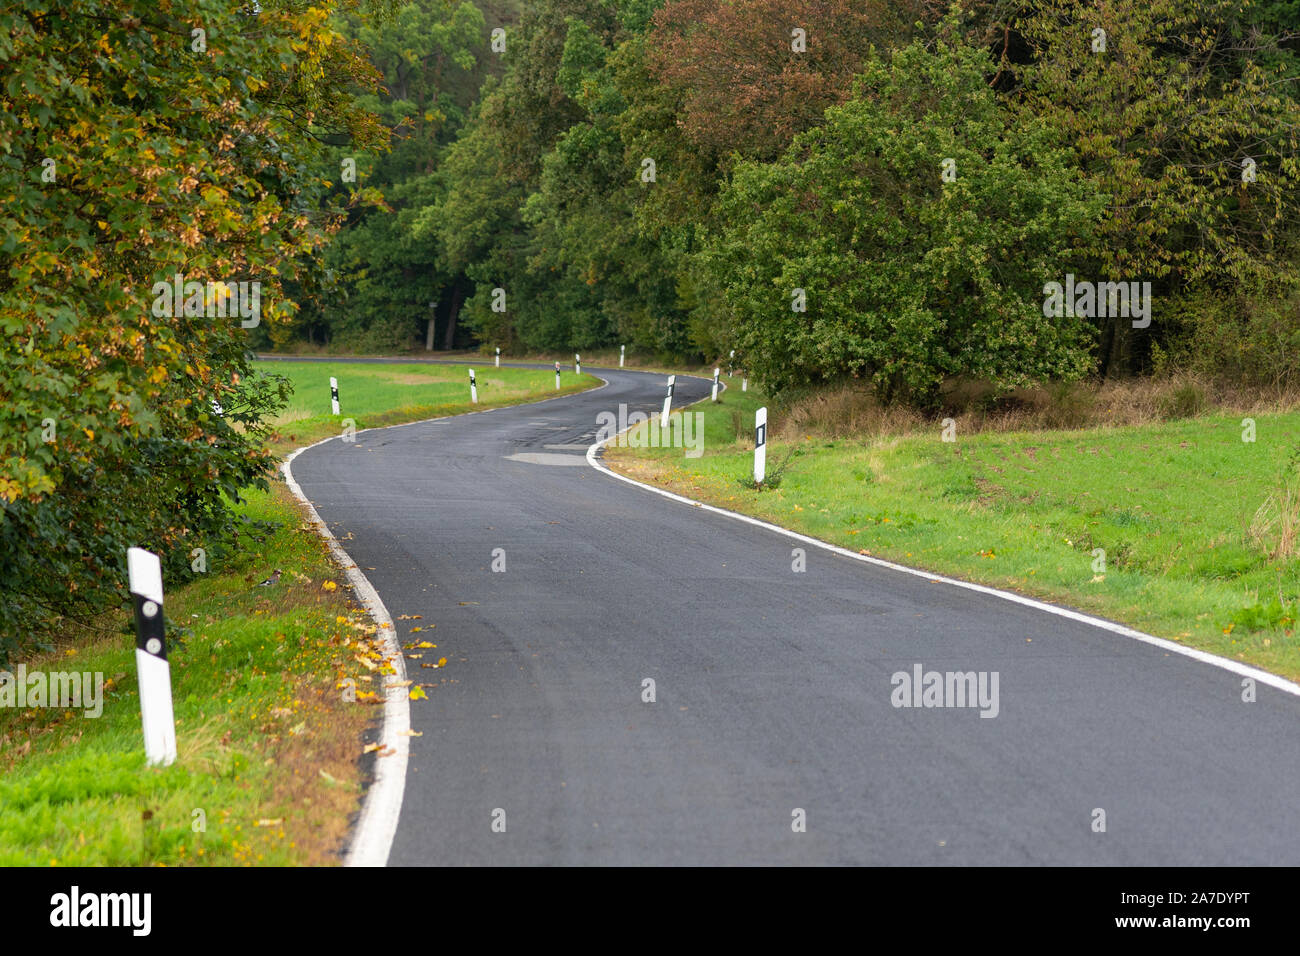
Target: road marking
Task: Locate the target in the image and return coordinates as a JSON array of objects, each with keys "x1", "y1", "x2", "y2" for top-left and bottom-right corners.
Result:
[
  {"x1": 585, "y1": 424, "x2": 1300, "y2": 700},
  {"x1": 283, "y1": 439, "x2": 409, "y2": 867},
  {"x1": 505, "y1": 452, "x2": 591, "y2": 466}
]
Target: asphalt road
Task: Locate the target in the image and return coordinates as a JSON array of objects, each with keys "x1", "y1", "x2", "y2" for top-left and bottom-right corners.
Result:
[{"x1": 290, "y1": 363, "x2": 1300, "y2": 865}]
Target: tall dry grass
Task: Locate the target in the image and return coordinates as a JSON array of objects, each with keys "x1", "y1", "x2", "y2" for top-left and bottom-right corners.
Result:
[
  {"x1": 1250, "y1": 475, "x2": 1300, "y2": 562},
  {"x1": 771, "y1": 375, "x2": 1300, "y2": 441}
]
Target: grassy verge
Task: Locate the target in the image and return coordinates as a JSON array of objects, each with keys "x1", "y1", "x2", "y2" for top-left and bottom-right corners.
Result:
[
  {"x1": 260, "y1": 359, "x2": 600, "y2": 453},
  {"x1": 605, "y1": 378, "x2": 1300, "y2": 682},
  {"x1": 260, "y1": 347, "x2": 712, "y2": 379},
  {"x1": 0, "y1": 360, "x2": 593, "y2": 865},
  {"x1": 0, "y1": 484, "x2": 381, "y2": 865}
]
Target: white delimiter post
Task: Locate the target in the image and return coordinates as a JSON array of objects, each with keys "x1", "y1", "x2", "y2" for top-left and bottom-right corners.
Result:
[
  {"x1": 754, "y1": 407, "x2": 768, "y2": 486},
  {"x1": 128, "y1": 547, "x2": 176, "y2": 767},
  {"x1": 620, "y1": 345, "x2": 625, "y2": 368},
  {"x1": 555, "y1": 362, "x2": 561, "y2": 390},
  {"x1": 712, "y1": 367, "x2": 720, "y2": 402},
  {"x1": 469, "y1": 368, "x2": 478, "y2": 403},
  {"x1": 575, "y1": 353, "x2": 581, "y2": 374},
  {"x1": 495, "y1": 347, "x2": 500, "y2": 368},
  {"x1": 661, "y1": 374, "x2": 675, "y2": 428},
  {"x1": 742, "y1": 377, "x2": 748, "y2": 392},
  {"x1": 330, "y1": 377, "x2": 340, "y2": 416}
]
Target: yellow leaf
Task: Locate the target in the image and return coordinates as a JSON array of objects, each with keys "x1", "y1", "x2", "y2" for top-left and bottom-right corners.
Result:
[{"x1": 409, "y1": 686, "x2": 427, "y2": 700}]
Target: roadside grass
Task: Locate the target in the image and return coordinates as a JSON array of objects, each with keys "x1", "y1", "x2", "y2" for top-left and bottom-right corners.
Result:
[
  {"x1": 493, "y1": 349, "x2": 712, "y2": 376},
  {"x1": 259, "y1": 360, "x2": 600, "y2": 452},
  {"x1": 261, "y1": 347, "x2": 712, "y2": 378},
  {"x1": 1, "y1": 359, "x2": 585, "y2": 865},
  {"x1": 0, "y1": 484, "x2": 388, "y2": 865},
  {"x1": 605, "y1": 378, "x2": 1300, "y2": 682}
]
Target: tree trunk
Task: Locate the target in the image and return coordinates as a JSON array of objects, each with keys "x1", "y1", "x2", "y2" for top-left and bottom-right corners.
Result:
[
  {"x1": 443, "y1": 284, "x2": 464, "y2": 350},
  {"x1": 1106, "y1": 318, "x2": 1132, "y2": 379}
]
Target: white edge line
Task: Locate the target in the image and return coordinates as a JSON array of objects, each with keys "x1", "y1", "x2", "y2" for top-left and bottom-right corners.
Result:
[
  {"x1": 280, "y1": 370, "x2": 611, "y2": 867},
  {"x1": 282, "y1": 440, "x2": 409, "y2": 867},
  {"x1": 585, "y1": 402, "x2": 1300, "y2": 700}
]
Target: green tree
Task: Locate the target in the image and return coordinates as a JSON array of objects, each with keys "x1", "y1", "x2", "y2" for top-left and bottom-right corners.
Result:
[
  {"x1": 1013, "y1": 0, "x2": 1300, "y2": 375},
  {"x1": 700, "y1": 33, "x2": 1105, "y2": 406}
]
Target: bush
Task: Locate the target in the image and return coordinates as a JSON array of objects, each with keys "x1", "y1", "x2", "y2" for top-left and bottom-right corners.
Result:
[{"x1": 1154, "y1": 282, "x2": 1300, "y2": 392}]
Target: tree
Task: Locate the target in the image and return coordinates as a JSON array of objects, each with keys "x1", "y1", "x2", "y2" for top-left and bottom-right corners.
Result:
[
  {"x1": 0, "y1": 0, "x2": 386, "y2": 655},
  {"x1": 1012, "y1": 0, "x2": 1300, "y2": 375},
  {"x1": 647, "y1": 0, "x2": 937, "y2": 163},
  {"x1": 700, "y1": 32, "x2": 1105, "y2": 406}
]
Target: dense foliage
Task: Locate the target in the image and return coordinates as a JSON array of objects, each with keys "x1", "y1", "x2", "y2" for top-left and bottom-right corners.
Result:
[
  {"x1": 1, "y1": 0, "x2": 387, "y2": 655},
  {"x1": 289, "y1": 0, "x2": 1299, "y2": 388},
  {"x1": 701, "y1": 37, "x2": 1106, "y2": 405}
]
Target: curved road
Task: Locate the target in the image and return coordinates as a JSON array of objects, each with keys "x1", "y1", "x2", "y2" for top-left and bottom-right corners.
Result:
[{"x1": 289, "y1": 363, "x2": 1300, "y2": 865}]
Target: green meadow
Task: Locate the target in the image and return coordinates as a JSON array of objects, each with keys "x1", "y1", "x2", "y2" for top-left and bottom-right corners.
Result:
[{"x1": 261, "y1": 359, "x2": 599, "y2": 451}]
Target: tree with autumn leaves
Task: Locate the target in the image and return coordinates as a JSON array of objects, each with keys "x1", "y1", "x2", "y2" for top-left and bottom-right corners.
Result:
[{"x1": 0, "y1": 0, "x2": 388, "y2": 655}]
